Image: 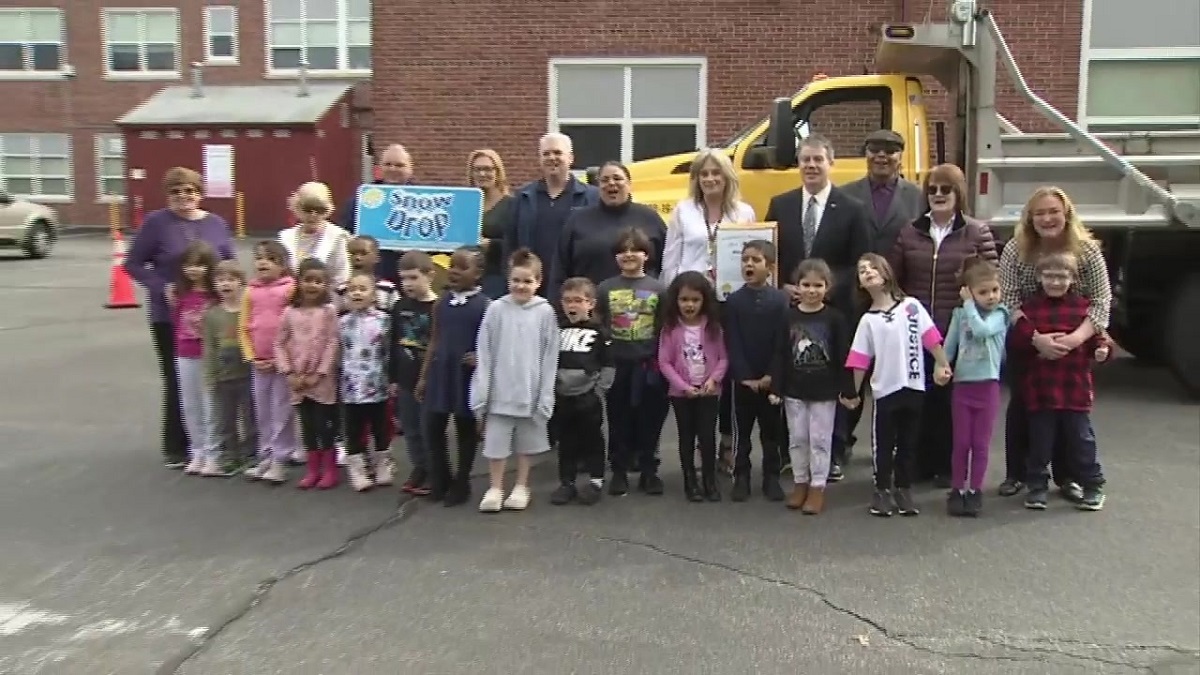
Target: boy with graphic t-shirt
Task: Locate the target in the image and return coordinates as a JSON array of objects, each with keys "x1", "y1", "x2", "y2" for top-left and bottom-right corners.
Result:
[
  {"x1": 595, "y1": 227, "x2": 667, "y2": 497},
  {"x1": 550, "y1": 277, "x2": 615, "y2": 506},
  {"x1": 390, "y1": 250, "x2": 438, "y2": 495}
]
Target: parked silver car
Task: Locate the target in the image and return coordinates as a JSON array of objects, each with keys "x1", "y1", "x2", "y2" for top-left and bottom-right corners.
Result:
[{"x1": 0, "y1": 191, "x2": 59, "y2": 258}]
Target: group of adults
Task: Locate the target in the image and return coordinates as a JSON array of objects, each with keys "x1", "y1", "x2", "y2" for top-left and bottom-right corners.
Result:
[{"x1": 125, "y1": 128, "x2": 1112, "y2": 497}]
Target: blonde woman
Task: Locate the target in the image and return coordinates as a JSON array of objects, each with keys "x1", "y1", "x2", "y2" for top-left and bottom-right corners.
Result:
[
  {"x1": 469, "y1": 149, "x2": 514, "y2": 298},
  {"x1": 660, "y1": 150, "x2": 754, "y2": 473},
  {"x1": 279, "y1": 182, "x2": 352, "y2": 290},
  {"x1": 661, "y1": 149, "x2": 755, "y2": 285},
  {"x1": 997, "y1": 186, "x2": 1112, "y2": 500}
]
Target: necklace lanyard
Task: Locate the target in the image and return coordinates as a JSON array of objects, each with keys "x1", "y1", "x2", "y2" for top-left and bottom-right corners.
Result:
[{"x1": 703, "y1": 206, "x2": 722, "y2": 280}]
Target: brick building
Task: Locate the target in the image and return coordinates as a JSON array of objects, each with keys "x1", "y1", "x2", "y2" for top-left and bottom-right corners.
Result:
[
  {"x1": 373, "y1": 0, "x2": 1198, "y2": 186},
  {"x1": 0, "y1": 0, "x2": 371, "y2": 227}
]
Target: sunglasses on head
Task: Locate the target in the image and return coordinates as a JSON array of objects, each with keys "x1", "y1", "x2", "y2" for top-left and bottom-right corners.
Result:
[
  {"x1": 927, "y1": 184, "x2": 954, "y2": 196},
  {"x1": 169, "y1": 186, "x2": 199, "y2": 197}
]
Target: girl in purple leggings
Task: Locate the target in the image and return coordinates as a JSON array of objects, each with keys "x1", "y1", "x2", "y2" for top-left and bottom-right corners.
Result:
[{"x1": 943, "y1": 257, "x2": 1010, "y2": 517}]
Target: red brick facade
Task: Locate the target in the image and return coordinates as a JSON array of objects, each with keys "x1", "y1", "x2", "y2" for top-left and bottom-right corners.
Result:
[{"x1": 373, "y1": 0, "x2": 1083, "y2": 187}]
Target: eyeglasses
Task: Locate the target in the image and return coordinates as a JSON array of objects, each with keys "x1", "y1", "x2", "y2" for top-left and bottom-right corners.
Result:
[
  {"x1": 301, "y1": 207, "x2": 328, "y2": 215},
  {"x1": 168, "y1": 186, "x2": 199, "y2": 197},
  {"x1": 866, "y1": 143, "x2": 901, "y2": 155},
  {"x1": 926, "y1": 184, "x2": 954, "y2": 196}
]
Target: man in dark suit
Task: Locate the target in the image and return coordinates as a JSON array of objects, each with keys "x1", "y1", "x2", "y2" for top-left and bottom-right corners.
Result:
[
  {"x1": 766, "y1": 133, "x2": 871, "y2": 482},
  {"x1": 836, "y1": 130, "x2": 926, "y2": 467}
]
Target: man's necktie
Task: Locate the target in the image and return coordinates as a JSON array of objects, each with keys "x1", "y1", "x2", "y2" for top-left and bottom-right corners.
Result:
[{"x1": 802, "y1": 196, "x2": 818, "y2": 257}]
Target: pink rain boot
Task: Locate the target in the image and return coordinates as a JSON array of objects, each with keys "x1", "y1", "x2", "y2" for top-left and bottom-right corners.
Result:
[
  {"x1": 296, "y1": 450, "x2": 322, "y2": 489},
  {"x1": 316, "y1": 449, "x2": 340, "y2": 490}
]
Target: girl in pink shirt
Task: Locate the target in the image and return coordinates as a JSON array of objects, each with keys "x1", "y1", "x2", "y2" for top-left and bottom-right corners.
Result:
[
  {"x1": 175, "y1": 241, "x2": 220, "y2": 476},
  {"x1": 239, "y1": 240, "x2": 298, "y2": 484},
  {"x1": 275, "y1": 259, "x2": 341, "y2": 490},
  {"x1": 657, "y1": 271, "x2": 728, "y2": 503}
]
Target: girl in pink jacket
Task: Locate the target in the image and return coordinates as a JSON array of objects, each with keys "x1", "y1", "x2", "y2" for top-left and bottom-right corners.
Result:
[
  {"x1": 657, "y1": 271, "x2": 728, "y2": 503},
  {"x1": 238, "y1": 240, "x2": 297, "y2": 484}
]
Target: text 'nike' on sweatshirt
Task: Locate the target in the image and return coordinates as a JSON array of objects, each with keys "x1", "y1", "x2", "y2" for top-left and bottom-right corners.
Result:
[
  {"x1": 556, "y1": 316, "x2": 616, "y2": 397},
  {"x1": 469, "y1": 294, "x2": 560, "y2": 419}
]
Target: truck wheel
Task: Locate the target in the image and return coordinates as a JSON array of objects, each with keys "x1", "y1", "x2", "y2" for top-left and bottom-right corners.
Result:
[{"x1": 1163, "y1": 273, "x2": 1200, "y2": 399}]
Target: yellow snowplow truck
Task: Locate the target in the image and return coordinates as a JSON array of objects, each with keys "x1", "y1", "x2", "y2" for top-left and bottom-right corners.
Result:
[{"x1": 606, "y1": 3, "x2": 1200, "y2": 397}]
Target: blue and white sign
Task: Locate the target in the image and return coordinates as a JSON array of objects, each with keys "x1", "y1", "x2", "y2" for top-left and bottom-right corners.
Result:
[{"x1": 354, "y1": 184, "x2": 483, "y2": 252}]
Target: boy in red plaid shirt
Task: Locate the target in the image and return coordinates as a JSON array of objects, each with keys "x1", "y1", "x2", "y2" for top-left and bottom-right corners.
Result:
[{"x1": 1010, "y1": 252, "x2": 1111, "y2": 511}]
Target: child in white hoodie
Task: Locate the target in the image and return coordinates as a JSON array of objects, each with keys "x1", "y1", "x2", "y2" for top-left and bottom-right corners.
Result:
[{"x1": 470, "y1": 248, "x2": 560, "y2": 513}]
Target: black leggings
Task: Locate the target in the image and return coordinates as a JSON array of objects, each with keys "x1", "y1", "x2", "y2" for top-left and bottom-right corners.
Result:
[
  {"x1": 426, "y1": 411, "x2": 478, "y2": 485},
  {"x1": 296, "y1": 398, "x2": 338, "y2": 451},
  {"x1": 872, "y1": 388, "x2": 923, "y2": 490},
  {"x1": 345, "y1": 401, "x2": 389, "y2": 455},
  {"x1": 673, "y1": 395, "x2": 719, "y2": 474},
  {"x1": 151, "y1": 322, "x2": 188, "y2": 461}
]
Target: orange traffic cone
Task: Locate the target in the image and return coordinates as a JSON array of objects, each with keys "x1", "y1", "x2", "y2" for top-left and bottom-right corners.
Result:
[{"x1": 105, "y1": 230, "x2": 141, "y2": 309}]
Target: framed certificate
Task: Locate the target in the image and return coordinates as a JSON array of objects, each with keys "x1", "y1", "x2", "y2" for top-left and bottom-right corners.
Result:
[{"x1": 713, "y1": 222, "x2": 778, "y2": 300}]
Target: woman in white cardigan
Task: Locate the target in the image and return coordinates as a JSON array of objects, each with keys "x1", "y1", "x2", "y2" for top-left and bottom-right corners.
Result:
[
  {"x1": 279, "y1": 181, "x2": 352, "y2": 290},
  {"x1": 660, "y1": 149, "x2": 756, "y2": 285},
  {"x1": 661, "y1": 149, "x2": 755, "y2": 474}
]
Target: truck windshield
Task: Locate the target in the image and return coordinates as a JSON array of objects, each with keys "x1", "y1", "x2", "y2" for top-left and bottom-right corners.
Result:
[{"x1": 718, "y1": 85, "x2": 806, "y2": 148}]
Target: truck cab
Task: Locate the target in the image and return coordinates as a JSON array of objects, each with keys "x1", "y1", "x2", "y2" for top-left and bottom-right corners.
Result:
[{"x1": 627, "y1": 75, "x2": 931, "y2": 222}]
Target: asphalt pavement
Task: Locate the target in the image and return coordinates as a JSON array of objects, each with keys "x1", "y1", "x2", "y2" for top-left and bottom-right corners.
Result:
[{"x1": 1, "y1": 237, "x2": 1198, "y2": 675}]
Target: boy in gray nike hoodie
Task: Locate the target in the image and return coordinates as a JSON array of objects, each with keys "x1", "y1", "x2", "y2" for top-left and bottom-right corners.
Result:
[{"x1": 470, "y1": 249, "x2": 560, "y2": 513}]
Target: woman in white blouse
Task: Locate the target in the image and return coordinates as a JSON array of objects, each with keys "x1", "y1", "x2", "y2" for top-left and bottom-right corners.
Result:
[
  {"x1": 660, "y1": 149, "x2": 756, "y2": 285},
  {"x1": 279, "y1": 181, "x2": 352, "y2": 289}
]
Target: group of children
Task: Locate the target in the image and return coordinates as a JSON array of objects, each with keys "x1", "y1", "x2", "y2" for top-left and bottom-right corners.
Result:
[{"x1": 167, "y1": 224, "x2": 1112, "y2": 517}]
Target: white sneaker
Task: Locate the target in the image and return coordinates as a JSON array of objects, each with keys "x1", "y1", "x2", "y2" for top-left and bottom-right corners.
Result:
[
  {"x1": 184, "y1": 455, "x2": 204, "y2": 475},
  {"x1": 245, "y1": 459, "x2": 270, "y2": 480},
  {"x1": 372, "y1": 451, "x2": 394, "y2": 486},
  {"x1": 290, "y1": 448, "x2": 306, "y2": 464},
  {"x1": 336, "y1": 442, "x2": 348, "y2": 466},
  {"x1": 479, "y1": 488, "x2": 504, "y2": 513},
  {"x1": 346, "y1": 454, "x2": 372, "y2": 492},
  {"x1": 261, "y1": 461, "x2": 286, "y2": 484},
  {"x1": 503, "y1": 485, "x2": 531, "y2": 511},
  {"x1": 200, "y1": 455, "x2": 226, "y2": 477}
]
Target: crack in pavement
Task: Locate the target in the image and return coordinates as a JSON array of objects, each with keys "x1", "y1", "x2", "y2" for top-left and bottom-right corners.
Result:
[
  {"x1": 591, "y1": 534, "x2": 1200, "y2": 673},
  {"x1": 156, "y1": 495, "x2": 420, "y2": 674}
]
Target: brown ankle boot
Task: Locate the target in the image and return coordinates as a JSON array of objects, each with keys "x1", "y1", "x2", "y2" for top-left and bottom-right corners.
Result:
[
  {"x1": 802, "y1": 486, "x2": 825, "y2": 515},
  {"x1": 786, "y1": 483, "x2": 809, "y2": 510}
]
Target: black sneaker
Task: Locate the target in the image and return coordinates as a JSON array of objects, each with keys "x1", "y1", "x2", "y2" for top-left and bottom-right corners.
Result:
[
  {"x1": 577, "y1": 481, "x2": 603, "y2": 505},
  {"x1": 1076, "y1": 486, "x2": 1105, "y2": 511},
  {"x1": 762, "y1": 477, "x2": 785, "y2": 502},
  {"x1": 946, "y1": 490, "x2": 967, "y2": 517},
  {"x1": 1059, "y1": 481, "x2": 1085, "y2": 504},
  {"x1": 550, "y1": 483, "x2": 577, "y2": 505},
  {"x1": 640, "y1": 473, "x2": 664, "y2": 496},
  {"x1": 731, "y1": 474, "x2": 751, "y2": 502},
  {"x1": 608, "y1": 472, "x2": 629, "y2": 496},
  {"x1": 869, "y1": 489, "x2": 896, "y2": 517},
  {"x1": 828, "y1": 463, "x2": 844, "y2": 483},
  {"x1": 963, "y1": 490, "x2": 983, "y2": 517},
  {"x1": 894, "y1": 488, "x2": 920, "y2": 516},
  {"x1": 998, "y1": 479, "x2": 1024, "y2": 497},
  {"x1": 1024, "y1": 487, "x2": 1049, "y2": 510}
]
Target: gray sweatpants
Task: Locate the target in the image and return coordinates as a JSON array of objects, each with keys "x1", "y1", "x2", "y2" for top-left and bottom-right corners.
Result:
[{"x1": 213, "y1": 377, "x2": 258, "y2": 462}]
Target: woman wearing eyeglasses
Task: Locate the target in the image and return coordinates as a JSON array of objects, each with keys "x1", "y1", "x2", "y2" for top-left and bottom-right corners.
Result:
[
  {"x1": 280, "y1": 181, "x2": 352, "y2": 291},
  {"x1": 125, "y1": 167, "x2": 236, "y2": 469},
  {"x1": 886, "y1": 163, "x2": 998, "y2": 488},
  {"x1": 468, "y1": 149, "x2": 514, "y2": 299}
]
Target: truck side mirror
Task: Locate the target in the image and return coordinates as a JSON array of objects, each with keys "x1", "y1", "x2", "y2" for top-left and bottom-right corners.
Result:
[{"x1": 767, "y1": 97, "x2": 796, "y2": 170}]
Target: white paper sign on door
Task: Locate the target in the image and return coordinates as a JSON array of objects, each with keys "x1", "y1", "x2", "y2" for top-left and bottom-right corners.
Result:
[{"x1": 202, "y1": 144, "x2": 234, "y2": 198}]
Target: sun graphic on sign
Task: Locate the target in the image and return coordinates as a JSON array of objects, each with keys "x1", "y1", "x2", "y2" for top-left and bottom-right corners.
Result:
[{"x1": 360, "y1": 187, "x2": 385, "y2": 210}]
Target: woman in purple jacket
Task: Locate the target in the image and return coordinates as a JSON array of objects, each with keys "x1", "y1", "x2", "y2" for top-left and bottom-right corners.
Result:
[{"x1": 125, "y1": 167, "x2": 235, "y2": 468}]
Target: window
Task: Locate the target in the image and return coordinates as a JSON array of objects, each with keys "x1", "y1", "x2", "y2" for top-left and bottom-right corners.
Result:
[
  {"x1": 267, "y1": 0, "x2": 371, "y2": 74},
  {"x1": 102, "y1": 9, "x2": 180, "y2": 77},
  {"x1": 1080, "y1": 0, "x2": 1200, "y2": 128},
  {"x1": 549, "y1": 59, "x2": 706, "y2": 168},
  {"x1": 0, "y1": 133, "x2": 72, "y2": 199},
  {"x1": 95, "y1": 134, "x2": 126, "y2": 200},
  {"x1": 0, "y1": 9, "x2": 64, "y2": 76},
  {"x1": 204, "y1": 6, "x2": 238, "y2": 64}
]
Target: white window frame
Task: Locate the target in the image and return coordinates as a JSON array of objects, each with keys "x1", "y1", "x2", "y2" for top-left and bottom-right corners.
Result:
[
  {"x1": 203, "y1": 6, "x2": 239, "y2": 66},
  {"x1": 263, "y1": 0, "x2": 371, "y2": 78},
  {"x1": 0, "y1": 8, "x2": 67, "y2": 81},
  {"x1": 548, "y1": 57, "x2": 708, "y2": 166},
  {"x1": 101, "y1": 8, "x2": 182, "y2": 80},
  {"x1": 1077, "y1": 0, "x2": 1200, "y2": 128},
  {"x1": 0, "y1": 133, "x2": 74, "y2": 203},
  {"x1": 95, "y1": 133, "x2": 126, "y2": 204}
]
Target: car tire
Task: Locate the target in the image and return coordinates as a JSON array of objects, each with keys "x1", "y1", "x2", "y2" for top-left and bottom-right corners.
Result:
[{"x1": 23, "y1": 220, "x2": 53, "y2": 259}]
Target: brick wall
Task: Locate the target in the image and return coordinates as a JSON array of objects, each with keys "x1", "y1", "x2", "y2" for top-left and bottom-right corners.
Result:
[{"x1": 373, "y1": 0, "x2": 1082, "y2": 186}]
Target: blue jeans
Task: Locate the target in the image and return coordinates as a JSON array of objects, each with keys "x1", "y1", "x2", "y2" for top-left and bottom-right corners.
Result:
[
  {"x1": 395, "y1": 388, "x2": 428, "y2": 471},
  {"x1": 1027, "y1": 410, "x2": 1104, "y2": 489},
  {"x1": 605, "y1": 360, "x2": 669, "y2": 475}
]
